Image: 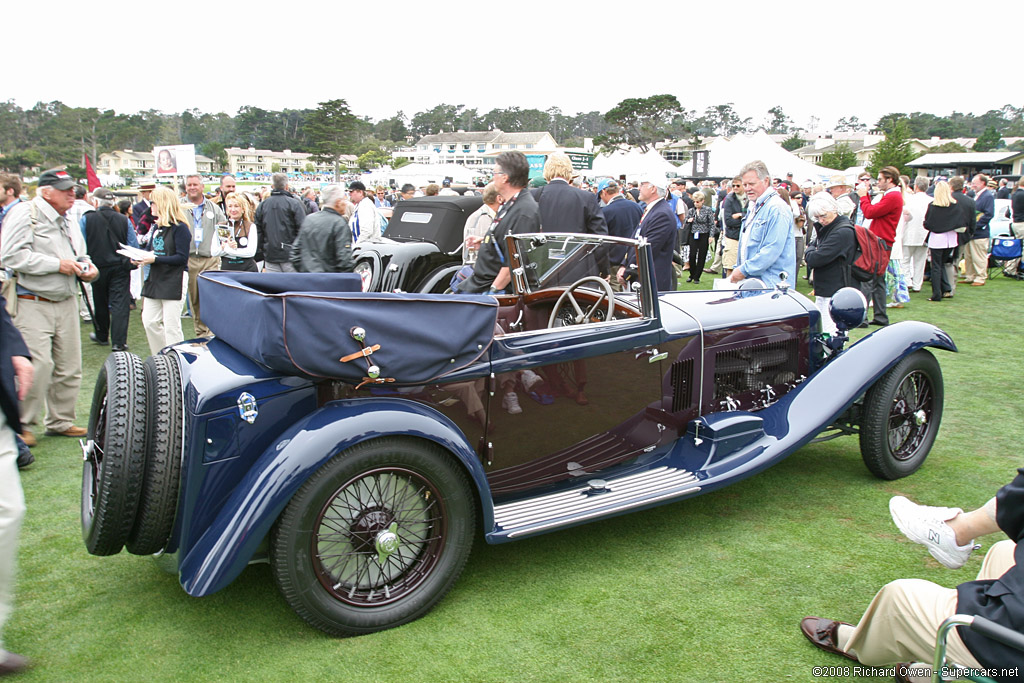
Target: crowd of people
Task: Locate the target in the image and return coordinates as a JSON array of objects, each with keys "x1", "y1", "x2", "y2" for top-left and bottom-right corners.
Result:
[{"x1": 0, "y1": 151, "x2": 1021, "y2": 675}]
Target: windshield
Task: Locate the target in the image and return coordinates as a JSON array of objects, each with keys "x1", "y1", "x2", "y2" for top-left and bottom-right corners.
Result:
[{"x1": 510, "y1": 233, "x2": 640, "y2": 292}]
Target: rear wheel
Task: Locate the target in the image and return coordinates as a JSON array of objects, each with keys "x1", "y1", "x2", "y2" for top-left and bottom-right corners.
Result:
[
  {"x1": 127, "y1": 354, "x2": 184, "y2": 555},
  {"x1": 270, "y1": 437, "x2": 475, "y2": 636},
  {"x1": 859, "y1": 350, "x2": 943, "y2": 480},
  {"x1": 82, "y1": 351, "x2": 148, "y2": 556}
]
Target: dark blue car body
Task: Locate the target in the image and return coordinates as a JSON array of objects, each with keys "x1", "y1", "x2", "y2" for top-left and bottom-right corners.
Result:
[{"x1": 82, "y1": 233, "x2": 955, "y2": 636}]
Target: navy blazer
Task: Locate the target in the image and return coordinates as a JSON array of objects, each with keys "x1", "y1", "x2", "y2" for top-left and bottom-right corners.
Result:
[
  {"x1": 533, "y1": 180, "x2": 608, "y2": 236},
  {"x1": 603, "y1": 196, "x2": 643, "y2": 267},
  {"x1": 630, "y1": 198, "x2": 677, "y2": 292},
  {"x1": 0, "y1": 296, "x2": 29, "y2": 434},
  {"x1": 956, "y1": 469, "x2": 1024, "y2": 679}
]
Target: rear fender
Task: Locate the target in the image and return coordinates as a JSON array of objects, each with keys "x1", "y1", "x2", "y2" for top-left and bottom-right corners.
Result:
[{"x1": 178, "y1": 398, "x2": 491, "y2": 597}]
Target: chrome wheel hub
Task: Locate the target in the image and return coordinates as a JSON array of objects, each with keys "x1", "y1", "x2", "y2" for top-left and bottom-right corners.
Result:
[{"x1": 375, "y1": 522, "x2": 400, "y2": 564}]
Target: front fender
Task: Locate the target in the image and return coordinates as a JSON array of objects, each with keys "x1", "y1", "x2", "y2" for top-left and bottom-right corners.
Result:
[
  {"x1": 691, "y1": 320, "x2": 955, "y2": 485},
  {"x1": 178, "y1": 398, "x2": 492, "y2": 597}
]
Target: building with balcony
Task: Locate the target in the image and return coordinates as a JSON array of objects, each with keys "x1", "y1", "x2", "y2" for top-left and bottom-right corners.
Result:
[
  {"x1": 224, "y1": 147, "x2": 356, "y2": 176},
  {"x1": 397, "y1": 130, "x2": 559, "y2": 167},
  {"x1": 97, "y1": 150, "x2": 215, "y2": 177}
]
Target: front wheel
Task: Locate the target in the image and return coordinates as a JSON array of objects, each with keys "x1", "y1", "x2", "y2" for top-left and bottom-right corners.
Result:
[
  {"x1": 859, "y1": 350, "x2": 943, "y2": 480},
  {"x1": 270, "y1": 437, "x2": 475, "y2": 636}
]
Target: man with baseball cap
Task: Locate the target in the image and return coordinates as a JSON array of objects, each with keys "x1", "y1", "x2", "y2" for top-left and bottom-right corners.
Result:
[
  {"x1": 0, "y1": 170, "x2": 98, "y2": 445},
  {"x1": 347, "y1": 181, "x2": 381, "y2": 244}
]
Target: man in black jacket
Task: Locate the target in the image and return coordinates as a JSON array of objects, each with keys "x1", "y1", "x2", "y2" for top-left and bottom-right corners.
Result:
[
  {"x1": 533, "y1": 153, "x2": 607, "y2": 236},
  {"x1": 458, "y1": 151, "x2": 539, "y2": 294},
  {"x1": 720, "y1": 176, "x2": 747, "y2": 277},
  {"x1": 255, "y1": 173, "x2": 306, "y2": 272},
  {"x1": 0, "y1": 294, "x2": 32, "y2": 675},
  {"x1": 290, "y1": 185, "x2": 354, "y2": 274},
  {"x1": 598, "y1": 179, "x2": 642, "y2": 279},
  {"x1": 801, "y1": 471, "x2": 1024, "y2": 682},
  {"x1": 83, "y1": 189, "x2": 135, "y2": 351}
]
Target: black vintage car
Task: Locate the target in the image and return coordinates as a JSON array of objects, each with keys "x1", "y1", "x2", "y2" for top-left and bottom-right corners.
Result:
[{"x1": 354, "y1": 195, "x2": 481, "y2": 293}]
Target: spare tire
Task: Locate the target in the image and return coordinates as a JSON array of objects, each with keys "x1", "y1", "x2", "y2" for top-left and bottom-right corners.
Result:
[
  {"x1": 127, "y1": 353, "x2": 185, "y2": 555},
  {"x1": 82, "y1": 351, "x2": 148, "y2": 556}
]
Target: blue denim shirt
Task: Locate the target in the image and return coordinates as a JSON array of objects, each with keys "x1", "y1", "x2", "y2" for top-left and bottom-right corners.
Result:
[{"x1": 737, "y1": 188, "x2": 795, "y2": 287}]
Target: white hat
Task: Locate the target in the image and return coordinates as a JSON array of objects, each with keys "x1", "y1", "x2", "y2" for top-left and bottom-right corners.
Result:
[{"x1": 638, "y1": 175, "x2": 667, "y2": 191}]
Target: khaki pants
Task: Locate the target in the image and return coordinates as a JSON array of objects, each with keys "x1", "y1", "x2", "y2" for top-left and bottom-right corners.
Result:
[
  {"x1": 13, "y1": 296, "x2": 81, "y2": 432},
  {"x1": 962, "y1": 237, "x2": 989, "y2": 284},
  {"x1": 722, "y1": 237, "x2": 739, "y2": 270},
  {"x1": 844, "y1": 540, "x2": 1016, "y2": 668},
  {"x1": 142, "y1": 296, "x2": 185, "y2": 356},
  {"x1": 187, "y1": 255, "x2": 221, "y2": 339},
  {"x1": 0, "y1": 414, "x2": 24, "y2": 650}
]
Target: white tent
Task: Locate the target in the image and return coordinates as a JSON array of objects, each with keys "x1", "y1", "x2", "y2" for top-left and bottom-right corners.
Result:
[
  {"x1": 701, "y1": 130, "x2": 840, "y2": 182},
  {"x1": 365, "y1": 163, "x2": 479, "y2": 189},
  {"x1": 590, "y1": 147, "x2": 678, "y2": 181}
]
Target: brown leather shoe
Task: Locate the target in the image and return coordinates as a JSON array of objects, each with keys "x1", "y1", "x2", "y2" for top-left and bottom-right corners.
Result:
[
  {"x1": 44, "y1": 426, "x2": 87, "y2": 438},
  {"x1": 970, "y1": 281, "x2": 985, "y2": 286},
  {"x1": 0, "y1": 650, "x2": 30, "y2": 676},
  {"x1": 800, "y1": 617, "x2": 857, "y2": 661},
  {"x1": 19, "y1": 431, "x2": 36, "y2": 448}
]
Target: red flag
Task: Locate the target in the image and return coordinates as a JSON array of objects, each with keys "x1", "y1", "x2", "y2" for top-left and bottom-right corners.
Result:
[{"x1": 84, "y1": 154, "x2": 101, "y2": 191}]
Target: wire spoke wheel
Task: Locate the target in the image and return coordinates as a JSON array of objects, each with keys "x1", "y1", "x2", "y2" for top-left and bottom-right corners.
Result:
[
  {"x1": 860, "y1": 350, "x2": 943, "y2": 480},
  {"x1": 271, "y1": 438, "x2": 475, "y2": 636},
  {"x1": 886, "y1": 370, "x2": 934, "y2": 460},
  {"x1": 313, "y1": 467, "x2": 445, "y2": 606}
]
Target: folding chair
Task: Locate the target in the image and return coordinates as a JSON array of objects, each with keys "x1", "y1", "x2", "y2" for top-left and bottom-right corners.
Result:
[
  {"x1": 988, "y1": 237, "x2": 1022, "y2": 280},
  {"x1": 927, "y1": 614, "x2": 1024, "y2": 682}
]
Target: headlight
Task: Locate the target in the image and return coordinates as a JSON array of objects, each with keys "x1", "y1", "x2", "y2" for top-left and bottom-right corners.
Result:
[{"x1": 829, "y1": 287, "x2": 867, "y2": 331}]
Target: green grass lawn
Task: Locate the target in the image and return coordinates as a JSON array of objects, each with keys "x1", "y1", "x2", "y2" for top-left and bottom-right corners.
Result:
[{"x1": 7, "y1": 274, "x2": 1021, "y2": 682}]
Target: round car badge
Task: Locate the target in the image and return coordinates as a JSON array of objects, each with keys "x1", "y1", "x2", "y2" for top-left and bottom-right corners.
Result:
[{"x1": 237, "y1": 392, "x2": 258, "y2": 424}]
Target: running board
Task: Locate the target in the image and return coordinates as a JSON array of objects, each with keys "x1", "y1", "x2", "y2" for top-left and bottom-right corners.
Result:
[{"x1": 491, "y1": 466, "x2": 700, "y2": 540}]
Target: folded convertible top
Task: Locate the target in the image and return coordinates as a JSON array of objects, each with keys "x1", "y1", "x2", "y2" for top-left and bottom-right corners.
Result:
[{"x1": 199, "y1": 271, "x2": 497, "y2": 384}]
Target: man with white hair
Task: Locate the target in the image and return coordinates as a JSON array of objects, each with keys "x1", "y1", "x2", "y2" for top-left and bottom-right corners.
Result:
[
  {"x1": 617, "y1": 177, "x2": 677, "y2": 291},
  {"x1": 0, "y1": 170, "x2": 98, "y2": 445},
  {"x1": 900, "y1": 177, "x2": 932, "y2": 292},
  {"x1": 729, "y1": 160, "x2": 795, "y2": 288},
  {"x1": 289, "y1": 185, "x2": 354, "y2": 273}
]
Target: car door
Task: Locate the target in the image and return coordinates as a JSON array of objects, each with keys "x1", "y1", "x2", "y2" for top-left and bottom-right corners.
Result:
[{"x1": 483, "y1": 233, "x2": 674, "y2": 502}]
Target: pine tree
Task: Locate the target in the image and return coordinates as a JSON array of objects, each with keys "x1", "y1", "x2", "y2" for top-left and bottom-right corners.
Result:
[
  {"x1": 868, "y1": 118, "x2": 918, "y2": 175},
  {"x1": 303, "y1": 99, "x2": 357, "y2": 179},
  {"x1": 820, "y1": 142, "x2": 858, "y2": 170}
]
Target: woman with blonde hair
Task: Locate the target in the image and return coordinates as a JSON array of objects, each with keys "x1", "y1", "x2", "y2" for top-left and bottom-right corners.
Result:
[
  {"x1": 131, "y1": 185, "x2": 191, "y2": 353},
  {"x1": 922, "y1": 180, "x2": 960, "y2": 302},
  {"x1": 215, "y1": 192, "x2": 258, "y2": 272}
]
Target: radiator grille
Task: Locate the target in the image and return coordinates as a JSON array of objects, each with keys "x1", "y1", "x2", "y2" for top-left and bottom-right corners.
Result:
[{"x1": 714, "y1": 338, "x2": 798, "y2": 400}]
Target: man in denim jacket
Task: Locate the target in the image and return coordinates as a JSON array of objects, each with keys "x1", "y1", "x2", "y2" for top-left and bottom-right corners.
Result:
[{"x1": 729, "y1": 160, "x2": 795, "y2": 288}]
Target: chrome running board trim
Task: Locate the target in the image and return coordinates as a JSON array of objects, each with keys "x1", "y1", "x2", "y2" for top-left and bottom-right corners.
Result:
[{"x1": 494, "y1": 466, "x2": 700, "y2": 538}]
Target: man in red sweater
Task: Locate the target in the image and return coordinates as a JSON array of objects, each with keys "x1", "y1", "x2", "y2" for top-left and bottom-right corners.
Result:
[{"x1": 856, "y1": 166, "x2": 903, "y2": 326}]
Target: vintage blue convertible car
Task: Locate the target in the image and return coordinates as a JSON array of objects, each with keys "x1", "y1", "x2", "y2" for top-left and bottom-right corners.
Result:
[{"x1": 81, "y1": 233, "x2": 955, "y2": 636}]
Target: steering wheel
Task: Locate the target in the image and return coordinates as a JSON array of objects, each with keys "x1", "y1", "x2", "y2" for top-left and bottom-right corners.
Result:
[{"x1": 547, "y1": 276, "x2": 616, "y2": 328}]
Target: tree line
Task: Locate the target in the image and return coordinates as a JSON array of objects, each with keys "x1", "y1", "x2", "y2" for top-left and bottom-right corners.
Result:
[{"x1": 1, "y1": 96, "x2": 1021, "y2": 176}]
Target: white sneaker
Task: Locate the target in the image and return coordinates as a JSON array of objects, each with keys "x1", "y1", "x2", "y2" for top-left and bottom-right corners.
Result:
[
  {"x1": 521, "y1": 369, "x2": 542, "y2": 392},
  {"x1": 889, "y1": 496, "x2": 979, "y2": 569},
  {"x1": 502, "y1": 391, "x2": 522, "y2": 415}
]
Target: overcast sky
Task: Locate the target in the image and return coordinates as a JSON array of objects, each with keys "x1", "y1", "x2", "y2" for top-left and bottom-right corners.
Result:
[{"x1": 9, "y1": 0, "x2": 1018, "y2": 135}]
